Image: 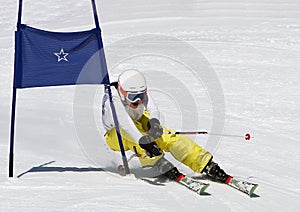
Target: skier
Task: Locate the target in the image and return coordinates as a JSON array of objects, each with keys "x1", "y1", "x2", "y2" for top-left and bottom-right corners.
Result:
[{"x1": 102, "y1": 69, "x2": 231, "y2": 184}]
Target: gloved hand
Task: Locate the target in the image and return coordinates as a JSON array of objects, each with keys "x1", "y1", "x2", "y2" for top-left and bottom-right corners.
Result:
[
  {"x1": 139, "y1": 135, "x2": 162, "y2": 158},
  {"x1": 147, "y1": 118, "x2": 163, "y2": 140}
]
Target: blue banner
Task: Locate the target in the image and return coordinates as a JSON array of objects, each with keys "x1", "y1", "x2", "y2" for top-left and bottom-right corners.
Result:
[{"x1": 15, "y1": 24, "x2": 109, "y2": 88}]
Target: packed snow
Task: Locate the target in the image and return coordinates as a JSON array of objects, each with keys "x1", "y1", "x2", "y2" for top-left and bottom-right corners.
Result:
[{"x1": 0, "y1": 0, "x2": 299, "y2": 211}]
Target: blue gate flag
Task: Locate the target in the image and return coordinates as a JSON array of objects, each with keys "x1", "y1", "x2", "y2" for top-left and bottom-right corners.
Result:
[
  {"x1": 14, "y1": 24, "x2": 109, "y2": 88},
  {"x1": 9, "y1": 0, "x2": 132, "y2": 179}
]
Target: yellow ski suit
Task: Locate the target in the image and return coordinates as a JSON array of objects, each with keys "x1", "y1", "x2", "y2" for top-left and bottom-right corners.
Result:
[{"x1": 105, "y1": 111, "x2": 212, "y2": 173}]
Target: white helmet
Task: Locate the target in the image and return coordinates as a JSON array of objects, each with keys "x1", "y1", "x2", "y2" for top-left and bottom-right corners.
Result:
[{"x1": 118, "y1": 70, "x2": 147, "y2": 103}]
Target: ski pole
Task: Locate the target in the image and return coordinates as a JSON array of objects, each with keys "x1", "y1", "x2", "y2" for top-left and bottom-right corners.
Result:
[{"x1": 165, "y1": 131, "x2": 251, "y2": 140}]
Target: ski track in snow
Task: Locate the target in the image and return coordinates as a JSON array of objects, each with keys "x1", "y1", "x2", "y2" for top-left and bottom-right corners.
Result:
[{"x1": 1, "y1": 0, "x2": 300, "y2": 211}]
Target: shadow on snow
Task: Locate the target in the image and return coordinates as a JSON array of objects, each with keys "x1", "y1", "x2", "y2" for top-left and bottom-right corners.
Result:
[{"x1": 17, "y1": 160, "x2": 104, "y2": 178}]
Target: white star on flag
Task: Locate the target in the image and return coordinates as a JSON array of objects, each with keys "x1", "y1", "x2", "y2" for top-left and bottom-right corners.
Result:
[{"x1": 54, "y1": 48, "x2": 69, "y2": 62}]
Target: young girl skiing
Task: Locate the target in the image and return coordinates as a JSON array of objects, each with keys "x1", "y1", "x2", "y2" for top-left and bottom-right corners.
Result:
[{"x1": 102, "y1": 69, "x2": 230, "y2": 183}]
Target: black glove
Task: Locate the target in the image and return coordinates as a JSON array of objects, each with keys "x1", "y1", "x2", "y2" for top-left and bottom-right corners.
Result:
[
  {"x1": 147, "y1": 118, "x2": 163, "y2": 140},
  {"x1": 139, "y1": 135, "x2": 162, "y2": 158}
]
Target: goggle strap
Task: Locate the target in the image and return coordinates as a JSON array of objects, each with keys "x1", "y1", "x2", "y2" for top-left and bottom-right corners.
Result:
[{"x1": 119, "y1": 84, "x2": 128, "y2": 97}]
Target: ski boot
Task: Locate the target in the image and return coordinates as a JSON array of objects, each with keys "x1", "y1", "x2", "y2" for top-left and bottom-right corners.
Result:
[{"x1": 203, "y1": 159, "x2": 231, "y2": 183}]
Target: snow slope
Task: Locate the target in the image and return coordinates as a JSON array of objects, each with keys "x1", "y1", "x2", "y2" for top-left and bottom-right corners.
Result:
[{"x1": 1, "y1": 0, "x2": 299, "y2": 211}]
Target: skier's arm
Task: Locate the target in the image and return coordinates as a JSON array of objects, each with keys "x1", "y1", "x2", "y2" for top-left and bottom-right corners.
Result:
[
  {"x1": 145, "y1": 93, "x2": 161, "y2": 120},
  {"x1": 113, "y1": 96, "x2": 162, "y2": 157},
  {"x1": 145, "y1": 93, "x2": 163, "y2": 139},
  {"x1": 112, "y1": 95, "x2": 144, "y2": 143}
]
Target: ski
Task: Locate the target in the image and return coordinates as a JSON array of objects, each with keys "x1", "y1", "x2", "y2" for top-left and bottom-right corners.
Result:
[
  {"x1": 177, "y1": 175, "x2": 210, "y2": 195},
  {"x1": 225, "y1": 176, "x2": 258, "y2": 197}
]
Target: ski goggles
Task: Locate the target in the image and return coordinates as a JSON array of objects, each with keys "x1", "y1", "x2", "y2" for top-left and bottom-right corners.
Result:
[
  {"x1": 119, "y1": 86, "x2": 147, "y2": 103},
  {"x1": 126, "y1": 91, "x2": 147, "y2": 103}
]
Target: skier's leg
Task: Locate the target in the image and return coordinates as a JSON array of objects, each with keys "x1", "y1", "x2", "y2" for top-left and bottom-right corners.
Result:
[
  {"x1": 105, "y1": 127, "x2": 163, "y2": 167},
  {"x1": 105, "y1": 127, "x2": 184, "y2": 180},
  {"x1": 151, "y1": 157, "x2": 183, "y2": 181},
  {"x1": 105, "y1": 127, "x2": 141, "y2": 152},
  {"x1": 155, "y1": 133, "x2": 212, "y2": 173}
]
